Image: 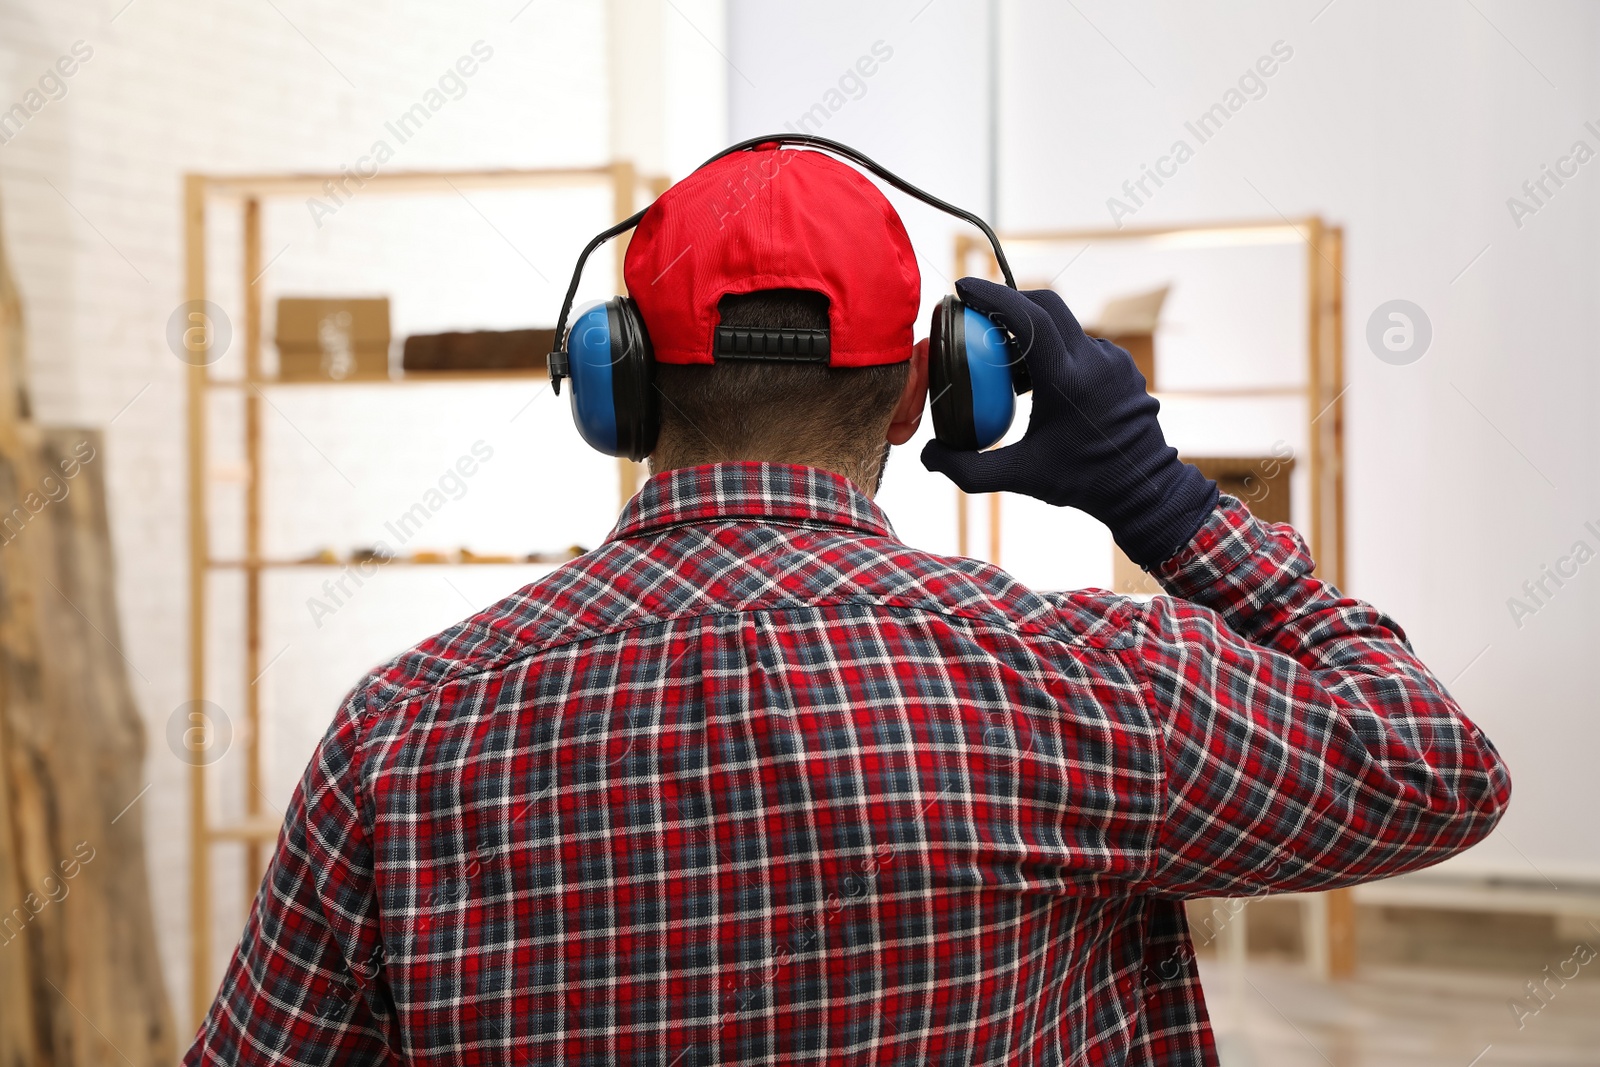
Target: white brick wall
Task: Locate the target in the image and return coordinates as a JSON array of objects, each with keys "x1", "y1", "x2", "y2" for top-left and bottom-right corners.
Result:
[{"x1": 0, "y1": 0, "x2": 654, "y2": 1032}]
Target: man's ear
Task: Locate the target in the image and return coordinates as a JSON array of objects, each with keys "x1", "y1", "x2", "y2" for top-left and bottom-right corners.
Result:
[{"x1": 886, "y1": 338, "x2": 929, "y2": 446}]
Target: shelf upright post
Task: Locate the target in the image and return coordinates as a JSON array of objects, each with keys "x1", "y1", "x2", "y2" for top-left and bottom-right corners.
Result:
[
  {"x1": 612, "y1": 161, "x2": 638, "y2": 512},
  {"x1": 183, "y1": 173, "x2": 212, "y2": 1031},
  {"x1": 1327, "y1": 226, "x2": 1348, "y2": 592},
  {"x1": 987, "y1": 495, "x2": 1002, "y2": 566},
  {"x1": 242, "y1": 196, "x2": 266, "y2": 898},
  {"x1": 1316, "y1": 221, "x2": 1356, "y2": 979},
  {"x1": 1302, "y1": 216, "x2": 1333, "y2": 981},
  {"x1": 1299, "y1": 216, "x2": 1358, "y2": 980},
  {"x1": 1305, "y1": 217, "x2": 1327, "y2": 580},
  {"x1": 1305, "y1": 214, "x2": 1350, "y2": 593}
]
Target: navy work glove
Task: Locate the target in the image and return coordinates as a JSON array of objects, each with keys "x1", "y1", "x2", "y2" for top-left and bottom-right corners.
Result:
[{"x1": 921, "y1": 277, "x2": 1218, "y2": 568}]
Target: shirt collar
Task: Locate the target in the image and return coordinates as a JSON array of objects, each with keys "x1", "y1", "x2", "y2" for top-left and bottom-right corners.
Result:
[{"x1": 607, "y1": 462, "x2": 897, "y2": 543}]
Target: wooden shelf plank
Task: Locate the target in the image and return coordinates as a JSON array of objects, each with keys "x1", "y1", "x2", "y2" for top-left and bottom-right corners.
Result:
[
  {"x1": 209, "y1": 378, "x2": 1300, "y2": 397},
  {"x1": 207, "y1": 555, "x2": 578, "y2": 569},
  {"x1": 198, "y1": 166, "x2": 620, "y2": 199},
  {"x1": 1151, "y1": 387, "x2": 1304, "y2": 400},
  {"x1": 1352, "y1": 875, "x2": 1600, "y2": 918},
  {"x1": 207, "y1": 818, "x2": 284, "y2": 844},
  {"x1": 995, "y1": 218, "x2": 1313, "y2": 247},
  {"x1": 204, "y1": 369, "x2": 550, "y2": 388}
]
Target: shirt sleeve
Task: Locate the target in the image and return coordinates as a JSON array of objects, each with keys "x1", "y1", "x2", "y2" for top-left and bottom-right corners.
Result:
[
  {"x1": 183, "y1": 695, "x2": 400, "y2": 1066},
  {"x1": 1129, "y1": 494, "x2": 1511, "y2": 898}
]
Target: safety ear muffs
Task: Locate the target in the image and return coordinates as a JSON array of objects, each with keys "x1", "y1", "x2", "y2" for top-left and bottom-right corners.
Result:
[
  {"x1": 928, "y1": 295, "x2": 1029, "y2": 452},
  {"x1": 561, "y1": 296, "x2": 658, "y2": 461},
  {"x1": 549, "y1": 133, "x2": 1028, "y2": 462}
]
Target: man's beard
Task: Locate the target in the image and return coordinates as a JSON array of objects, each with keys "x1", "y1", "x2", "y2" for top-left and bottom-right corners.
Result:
[{"x1": 870, "y1": 440, "x2": 892, "y2": 496}]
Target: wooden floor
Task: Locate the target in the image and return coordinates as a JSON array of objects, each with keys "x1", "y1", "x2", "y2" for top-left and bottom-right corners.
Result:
[{"x1": 1198, "y1": 959, "x2": 1600, "y2": 1066}]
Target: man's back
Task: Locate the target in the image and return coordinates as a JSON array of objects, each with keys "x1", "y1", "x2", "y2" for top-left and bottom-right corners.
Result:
[{"x1": 188, "y1": 462, "x2": 1509, "y2": 1067}]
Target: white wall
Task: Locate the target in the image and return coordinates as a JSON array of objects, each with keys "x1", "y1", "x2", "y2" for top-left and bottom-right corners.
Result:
[
  {"x1": 729, "y1": 0, "x2": 1600, "y2": 882},
  {"x1": 0, "y1": 0, "x2": 724, "y2": 1032}
]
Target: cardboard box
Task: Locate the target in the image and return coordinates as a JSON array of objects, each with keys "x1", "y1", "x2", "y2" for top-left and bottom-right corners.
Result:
[
  {"x1": 1103, "y1": 332, "x2": 1155, "y2": 384},
  {"x1": 1089, "y1": 285, "x2": 1168, "y2": 389},
  {"x1": 401, "y1": 328, "x2": 556, "y2": 373},
  {"x1": 275, "y1": 297, "x2": 390, "y2": 381},
  {"x1": 1111, "y1": 453, "x2": 1296, "y2": 594},
  {"x1": 1187, "y1": 454, "x2": 1296, "y2": 525}
]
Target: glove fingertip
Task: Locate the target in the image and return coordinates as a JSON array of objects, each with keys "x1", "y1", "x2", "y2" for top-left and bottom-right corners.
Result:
[
  {"x1": 954, "y1": 276, "x2": 1007, "y2": 300},
  {"x1": 954, "y1": 276, "x2": 1025, "y2": 317},
  {"x1": 919, "y1": 440, "x2": 981, "y2": 491},
  {"x1": 921, "y1": 439, "x2": 1021, "y2": 498},
  {"x1": 918, "y1": 438, "x2": 957, "y2": 474},
  {"x1": 1021, "y1": 288, "x2": 1088, "y2": 340}
]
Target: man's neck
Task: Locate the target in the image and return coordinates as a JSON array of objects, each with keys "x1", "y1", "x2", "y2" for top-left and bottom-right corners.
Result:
[{"x1": 649, "y1": 452, "x2": 887, "y2": 499}]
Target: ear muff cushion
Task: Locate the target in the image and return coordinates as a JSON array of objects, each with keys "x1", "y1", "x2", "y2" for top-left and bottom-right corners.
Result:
[
  {"x1": 567, "y1": 299, "x2": 658, "y2": 460},
  {"x1": 607, "y1": 297, "x2": 657, "y2": 461},
  {"x1": 568, "y1": 303, "x2": 620, "y2": 455},
  {"x1": 929, "y1": 295, "x2": 975, "y2": 450},
  {"x1": 929, "y1": 296, "x2": 1016, "y2": 452}
]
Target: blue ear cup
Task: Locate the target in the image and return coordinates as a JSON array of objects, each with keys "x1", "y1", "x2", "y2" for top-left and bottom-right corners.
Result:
[
  {"x1": 563, "y1": 297, "x2": 658, "y2": 461},
  {"x1": 928, "y1": 295, "x2": 1029, "y2": 452},
  {"x1": 564, "y1": 289, "x2": 1023, "y2": 459}
]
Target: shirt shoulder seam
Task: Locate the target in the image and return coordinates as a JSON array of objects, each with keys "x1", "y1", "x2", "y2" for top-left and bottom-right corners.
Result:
[{"x1": 355, "y1": 593, "x2": 1129, "y2": 719}]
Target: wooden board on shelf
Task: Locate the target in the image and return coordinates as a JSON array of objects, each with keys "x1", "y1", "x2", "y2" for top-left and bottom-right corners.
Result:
[
  {"x1": 205, "y1": 368, "x2": 552, "y2": 387},
  {"x1": 402, "y1": 327, "x2": 556, "y2": 373}
]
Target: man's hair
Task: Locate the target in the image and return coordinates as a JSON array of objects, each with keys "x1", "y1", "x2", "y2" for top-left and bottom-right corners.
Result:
[{"x1": 651, "y1": 289, "x2": 911, "y2": 491}]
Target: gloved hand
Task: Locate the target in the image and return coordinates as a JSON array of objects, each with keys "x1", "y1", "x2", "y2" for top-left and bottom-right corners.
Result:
[{"x1": 921, "y1": 277, "x2": 1218, "y2": 568}]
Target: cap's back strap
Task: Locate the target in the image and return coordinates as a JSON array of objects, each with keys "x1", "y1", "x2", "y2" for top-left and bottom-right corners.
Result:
[{"x1": 713, "y1": 326, "x2": 830, "y2": 363}]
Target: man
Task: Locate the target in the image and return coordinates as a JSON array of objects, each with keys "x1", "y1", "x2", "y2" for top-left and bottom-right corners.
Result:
[{"x1": 185, "y1": 147, "x2": 1509, "y2": 1066}]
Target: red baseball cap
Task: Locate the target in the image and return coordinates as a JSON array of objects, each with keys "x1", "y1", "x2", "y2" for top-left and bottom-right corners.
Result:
[{"x1": 622, "y1": 145, "x2": 921, "y2": 368}]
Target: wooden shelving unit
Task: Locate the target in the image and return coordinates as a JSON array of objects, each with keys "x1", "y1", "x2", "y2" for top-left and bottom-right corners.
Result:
[
  {"x1": 182, "y1": 163, "x2": 667, "y2": 1026},
  {"x1": 954, "y1": 218, "x2": 1353, "y2": 976}
]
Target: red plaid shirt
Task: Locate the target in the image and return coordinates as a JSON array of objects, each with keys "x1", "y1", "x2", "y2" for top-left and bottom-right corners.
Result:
[{"x1": 186, "y1": 462, "x2": 1509, "y2": 1066}]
